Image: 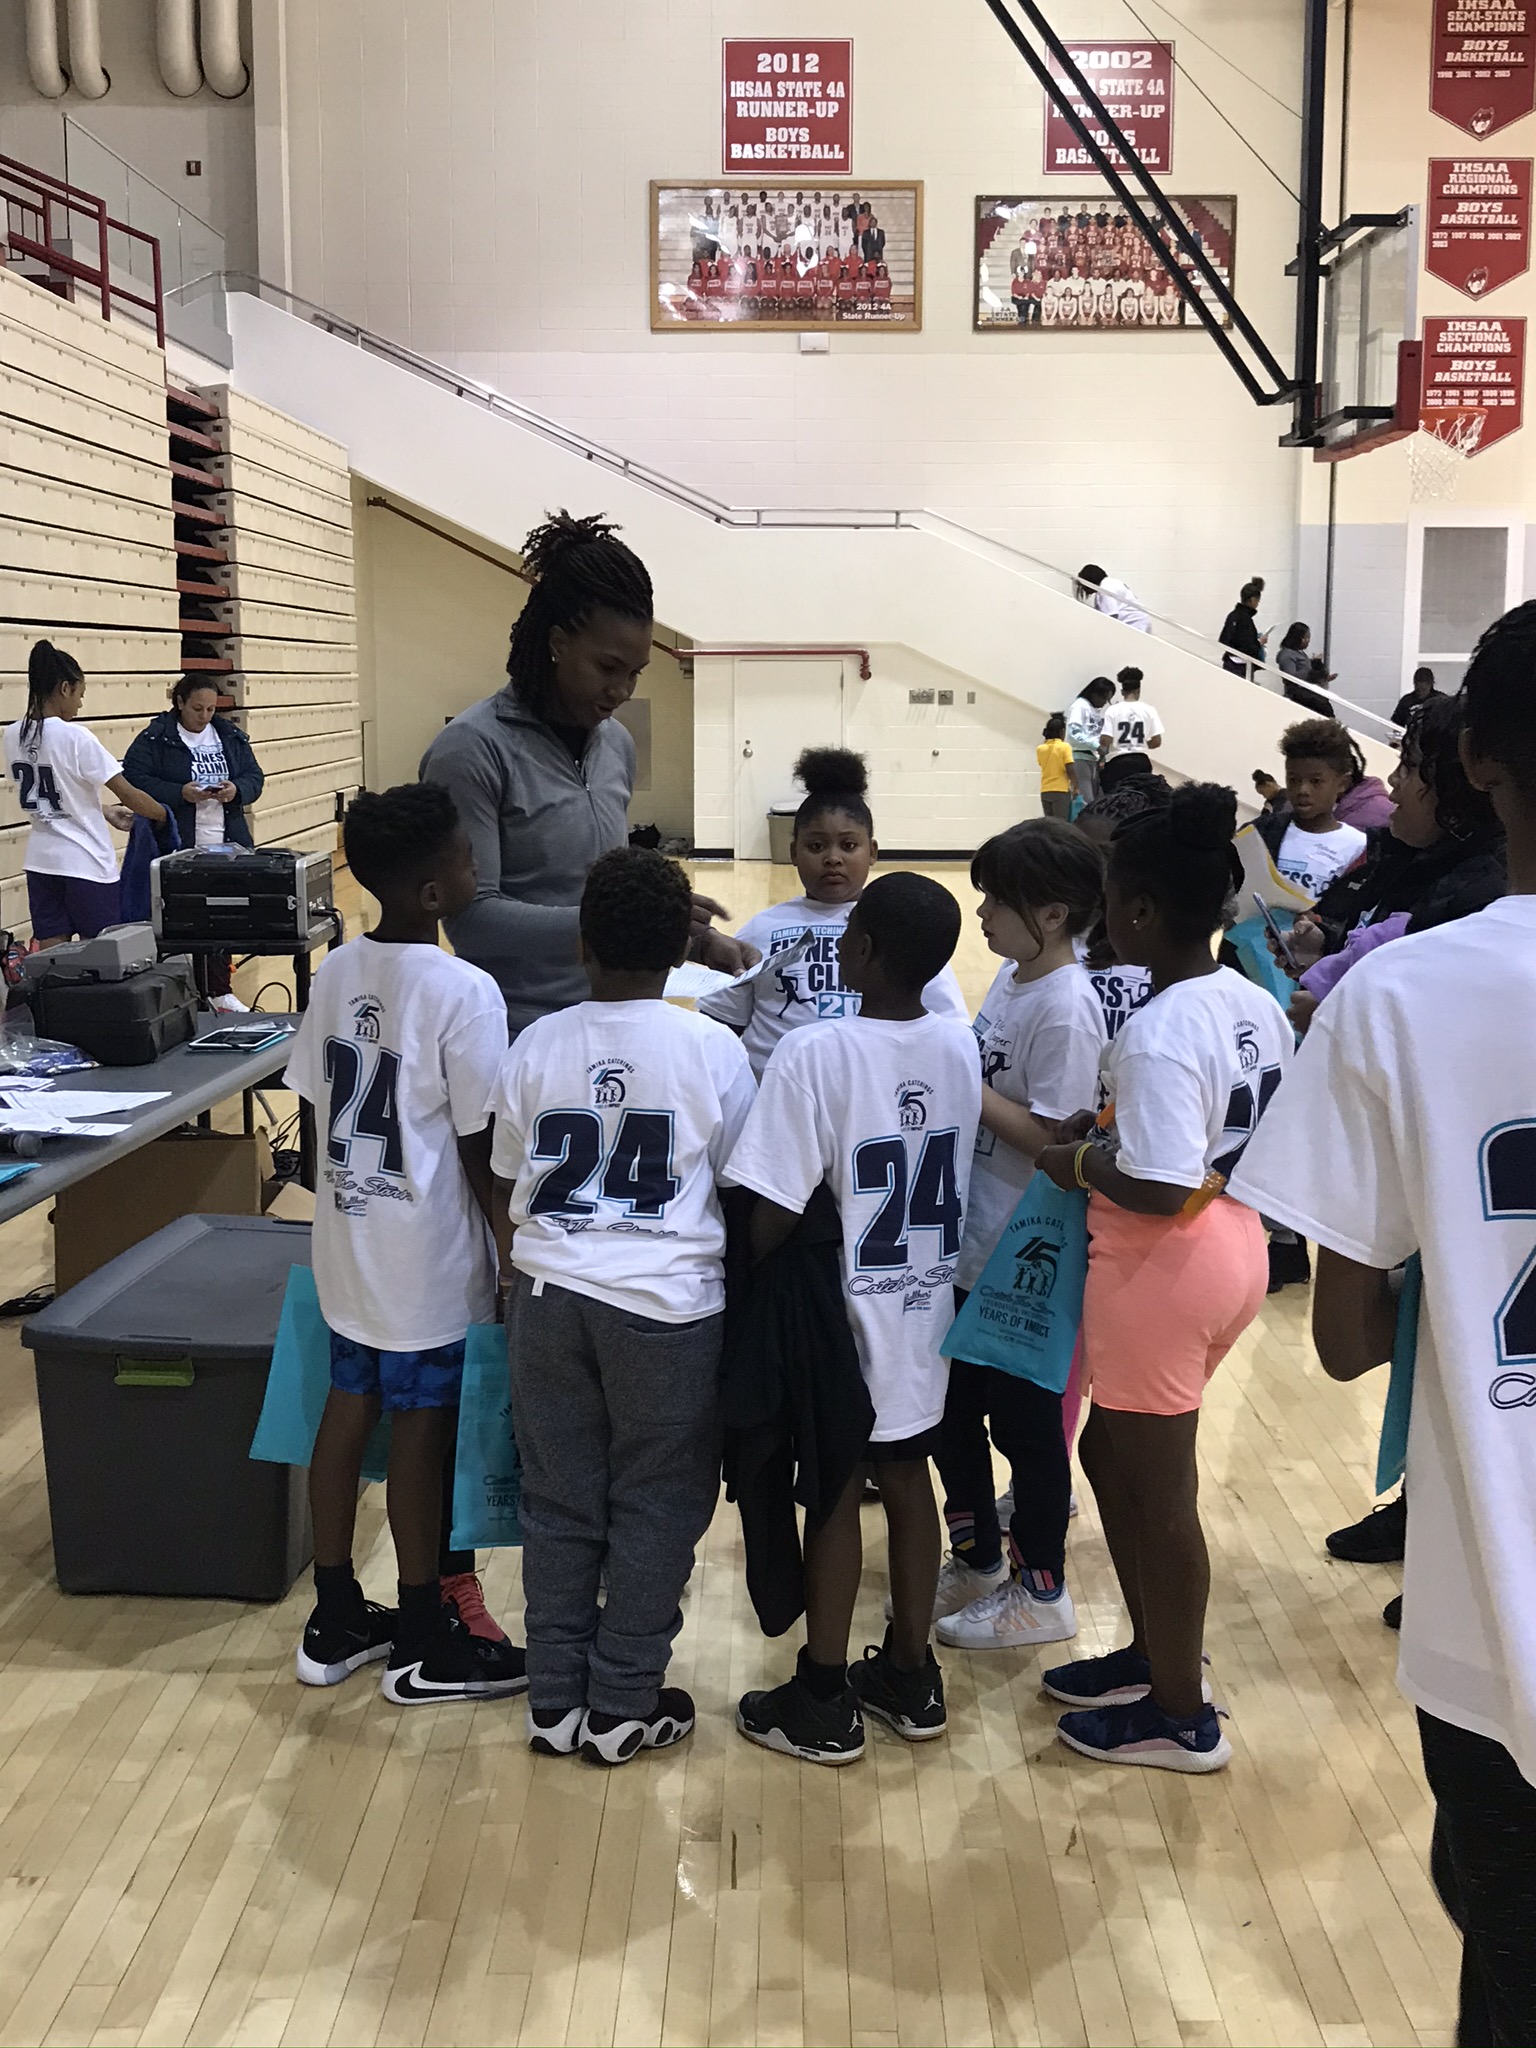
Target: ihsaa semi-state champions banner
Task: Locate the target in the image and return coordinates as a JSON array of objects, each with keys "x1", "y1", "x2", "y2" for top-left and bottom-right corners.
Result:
[{"x1": 1430, "y1": 0, "x2": 1534, "y2": 136}]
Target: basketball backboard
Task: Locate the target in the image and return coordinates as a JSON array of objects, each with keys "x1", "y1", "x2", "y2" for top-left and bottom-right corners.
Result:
[{"x1": 1315, "y1": 210, "x2": 1420, "y2": 459}]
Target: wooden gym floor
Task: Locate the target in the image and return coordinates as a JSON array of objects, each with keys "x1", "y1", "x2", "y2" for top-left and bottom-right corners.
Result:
[{"x1": 0, "y1": 860, "x2": 1454, "y2": 2047}]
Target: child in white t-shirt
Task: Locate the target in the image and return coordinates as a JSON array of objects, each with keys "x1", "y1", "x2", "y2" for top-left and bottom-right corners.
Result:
[
  {"x1": 701, "y1": 748, "x2": 967, "y2": 1075},
  {"x1": 284, "y1": 784, "x2": 524, "y2": 1708},
  {"x1": 2, "y1": 640, "x2": 166, "y2": 942},
  {"x1": 727, "y1": 873, "x2": 981, "y2": 1766},
  {"x1": 490, "y1": 849, "x2": 756, "y2": 1766},
  {"x1": 1274, "y1": 718, "x2": 1368, "y2": 898},
  {"x1": 932, "y1": 821, "x2": 1107, "y2": 1656},
  {"x1": 1037, "y1": 783, "x2": 1291, "y2": 1774},
  {"x1": 1231, "y1": 609, "x2": 1536, "y2": 2045}
]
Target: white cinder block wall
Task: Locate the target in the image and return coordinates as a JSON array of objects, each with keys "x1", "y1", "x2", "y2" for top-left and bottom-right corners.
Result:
[{"x1": 274, "y1": 0, "x2": 1307, "y2": 644}]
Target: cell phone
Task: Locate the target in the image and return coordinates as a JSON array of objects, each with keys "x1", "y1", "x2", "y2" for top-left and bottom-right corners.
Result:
[{"x1": 1253, "y1": 892, "x2": 1300, "y2": 974}]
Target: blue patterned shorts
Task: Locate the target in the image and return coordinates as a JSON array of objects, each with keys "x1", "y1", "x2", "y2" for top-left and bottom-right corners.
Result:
[{"x1": 327, "y1": 1326, "x2": 465, "y2": 1412}]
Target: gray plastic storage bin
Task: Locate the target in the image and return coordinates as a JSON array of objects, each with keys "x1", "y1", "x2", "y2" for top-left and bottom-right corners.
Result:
[
  {"x1": 768, "y1": 804, "x2": 799, "y2": 865},
  {"x1": 22, "y1": 1214, "x2": 315, "y2": 1601}
]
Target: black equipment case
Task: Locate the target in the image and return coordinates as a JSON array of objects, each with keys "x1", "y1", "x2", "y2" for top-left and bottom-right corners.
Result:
[
  {"x1": 29, "y1": 956, "x2": 199, "y2": 1066},
  {"x1": 151, "y1": 847, "x2": 335, "y2": 945}
]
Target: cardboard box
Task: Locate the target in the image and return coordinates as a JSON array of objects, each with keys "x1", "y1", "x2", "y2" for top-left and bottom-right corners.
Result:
[{"x1": 53, "y1": 1128, "x2": 273, "y2": 1293}]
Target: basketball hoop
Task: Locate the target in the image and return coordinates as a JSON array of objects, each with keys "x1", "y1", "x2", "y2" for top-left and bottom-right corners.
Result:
[{"x1": 1407, "y1": 412, "x2": 1486, "y2": 502}]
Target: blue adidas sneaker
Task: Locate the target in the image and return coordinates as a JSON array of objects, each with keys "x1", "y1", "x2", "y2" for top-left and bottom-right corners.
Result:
[
  {"x1": 1041, "y1": 1645, "x2": 1152, "y2": 1707},
  {"x1": 1057, "y1": 1695, "x2": 1232, "y2": 1773}
]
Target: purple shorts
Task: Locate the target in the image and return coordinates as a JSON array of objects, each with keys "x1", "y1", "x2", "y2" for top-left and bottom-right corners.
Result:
[{"x1": 26, "y1": 871, "x2": 122, "y2": 942}]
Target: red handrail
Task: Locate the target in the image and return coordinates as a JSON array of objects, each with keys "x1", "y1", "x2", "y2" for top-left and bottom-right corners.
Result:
[{"x1": 0, "y1": 151, "x2": 165, "y2": 349}]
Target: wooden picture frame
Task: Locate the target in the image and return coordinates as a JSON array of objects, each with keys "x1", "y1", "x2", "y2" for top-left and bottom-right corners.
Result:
[
  {"x1": 652, "y1": 180, "x2": 923, "y2": 334},
  {"x1": 974, "y1": 193, "x2": 1237, "y2": 333}
]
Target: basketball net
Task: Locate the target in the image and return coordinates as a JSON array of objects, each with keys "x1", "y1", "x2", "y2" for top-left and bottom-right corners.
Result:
[{"x1": 1407, "y1": 412, "x2": 1486, "y2": 502}]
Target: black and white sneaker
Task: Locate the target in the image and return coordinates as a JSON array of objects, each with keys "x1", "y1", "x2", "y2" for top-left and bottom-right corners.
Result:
[
  {"x1": 848, "y1": 1635, "x2": 947, "y2": 1742},
  {"x1": 296, "y1": 1598, "x2": 396, "y2": 1687},
  {"x1": 580, "y1": 1688, "x2": 696, "y2": 1767},
  {"x1": 528, "y1": 1706, "x2": 585, "y2": 1756},
  {"x1": 381, "y1": 1606, "x2": 529, "y2": 1706},
  {"x1": 736, "y1": 1668, "x2": 865, "y2": 1766}
]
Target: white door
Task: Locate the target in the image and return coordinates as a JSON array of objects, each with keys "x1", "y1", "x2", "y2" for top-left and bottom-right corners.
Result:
[{"x1": 733, "y1": 660, "x2": 845, "y2": 859}]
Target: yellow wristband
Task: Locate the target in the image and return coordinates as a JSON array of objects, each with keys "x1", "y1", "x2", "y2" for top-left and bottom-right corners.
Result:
[{"x1": 1073, "y1": 1142, "x2": 1093, "y2": 1190}]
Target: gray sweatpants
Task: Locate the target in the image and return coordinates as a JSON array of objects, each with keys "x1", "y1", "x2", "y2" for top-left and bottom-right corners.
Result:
[{"x1": 506, "y1": 1272, "x2": 723, "y2": 1718}]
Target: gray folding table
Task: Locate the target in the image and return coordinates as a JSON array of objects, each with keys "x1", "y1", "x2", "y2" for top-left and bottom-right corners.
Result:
[{"x1": 0, "y1": 1016, "x2": 305, "y2": 1231}]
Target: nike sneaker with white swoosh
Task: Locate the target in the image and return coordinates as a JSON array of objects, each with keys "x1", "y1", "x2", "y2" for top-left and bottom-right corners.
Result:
[
  {"x1": 296, "y1": 1597, "x2": 396, "y2": 1687},
  {"x1": 381, "y1": 1605, "x2": 528, "y2": 1705}
]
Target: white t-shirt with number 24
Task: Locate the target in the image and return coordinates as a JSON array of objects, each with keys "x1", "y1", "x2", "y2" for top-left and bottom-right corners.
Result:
[
  {"x1": 284, "y1": 937, "x2": 509, "y2": 1351},
  {"x1": 725, "y1": 1013, "x2": 982, "y2": 1440},
  {"x1": 3, "y1": 716, "x2": 122, "y2": 883},
  {"x1": 1107, "y1": 965, "x2": 1292, "y2": 1191},
  {"x1": 488, "y1": 999, "x2": 756, "y2": 1325}
]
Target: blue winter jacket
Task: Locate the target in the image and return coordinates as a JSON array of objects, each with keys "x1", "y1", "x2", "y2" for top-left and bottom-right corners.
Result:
[{"x1": 122, "y1": 710, "x2": 264, "y2": 851}]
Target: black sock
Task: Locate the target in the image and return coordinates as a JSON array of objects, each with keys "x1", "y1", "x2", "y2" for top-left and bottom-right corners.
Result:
[
  {"x1": 314, "y1": 1561, "x2": 358, "y2": 1622},
  {"x1": 797, "y1": 1648, "x2": 848, "y2": 1701},
  {"x1": 881, "y1": 1623, "x2": 931, "y2": 1677},
  {"x1": 438, "y1": 1439, "x2": 473, "y2": 1576},
  {"x1": 398, "y1": 1578, "x2": 443, "y2": 1644}
]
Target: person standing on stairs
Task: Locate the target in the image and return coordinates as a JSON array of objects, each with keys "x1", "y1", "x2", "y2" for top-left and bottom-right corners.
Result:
[
  {"x1": 1075, "y1": 565, "x2": 1152, "y2": 634},
  {"x1": 1220, "y1": 581, "x2": 1269, "y2": 679}
]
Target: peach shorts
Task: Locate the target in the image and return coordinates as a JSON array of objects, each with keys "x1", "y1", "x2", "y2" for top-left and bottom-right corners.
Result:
[{"x1": 1081, "y1": 1191, "x2": 1268, "y2": 1417}]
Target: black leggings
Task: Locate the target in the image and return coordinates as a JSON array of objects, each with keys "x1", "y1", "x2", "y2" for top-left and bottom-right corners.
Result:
[
  {"x1": 935, "y1": 1354, "x2": 1070, "y2": 1580},
  {"x1": 1420, "y1": 1709, "x2": 1536, "y2": 2047}
]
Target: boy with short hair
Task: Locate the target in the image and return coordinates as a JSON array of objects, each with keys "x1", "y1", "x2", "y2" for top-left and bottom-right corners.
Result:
[
  {"x1": 726, "y1": 873, "x2": 981, "y2": 1765},
  {"x1": 287, "y1": 783, "x2": 526, "y2": 1705},
  {"x1": 1272, "y1": 718, "x2": 1368, "y2": 898},
  {"x1": 490, "y1": 848, "x2": 756, "y2": 1766}
]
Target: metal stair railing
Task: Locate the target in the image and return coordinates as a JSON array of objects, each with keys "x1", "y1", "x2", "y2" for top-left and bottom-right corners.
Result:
[{"x1": 170, "y1": 267, "x2": 1401, "y2": 745}]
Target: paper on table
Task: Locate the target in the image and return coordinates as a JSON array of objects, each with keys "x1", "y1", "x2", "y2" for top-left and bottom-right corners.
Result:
[
  {"x1": 664, "y1": 930, "x2": 813, "y2": 1004},
  {"x1": 0, "y1": 1088, "x2": 170, "y2": 1118},
  {"x1": 1234, "y1": 823, "x2": 1315, "y2": 913},
  {"x1": 0, "y1": 1099, "x2": 130, "y2": 1138}
]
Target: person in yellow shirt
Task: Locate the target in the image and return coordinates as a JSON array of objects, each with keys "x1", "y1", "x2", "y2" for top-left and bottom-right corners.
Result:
[{"x1": 1037, "y1": 714, "x2": 1079, "y2": 820}]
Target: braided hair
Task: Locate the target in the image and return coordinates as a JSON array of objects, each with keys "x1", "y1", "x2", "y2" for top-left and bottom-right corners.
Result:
[
  {"x1": 19, "y1": 640, "x2": 83, "y2": 753},
  {"x1": 1462, "y1": 599, "x2": 1536, "y2": 787},
  {"x1": 1108, "y1": 781, "x2": 1240, "y2": 946},
  {"x1": 506, "y1": 511, "x2": 654, "y2": 720}
]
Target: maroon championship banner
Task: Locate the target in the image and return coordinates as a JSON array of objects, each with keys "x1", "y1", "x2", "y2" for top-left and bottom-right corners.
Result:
[
  {"x1": 1421, "y1": 313, "x2": 1527, "y2": 450},
  {"x1": 723, "y1": 39, "x2": 853, "y2": 174},
  {"x1": 1043, "y1": 41, "x2": 1174, "y2": 175},
  {"x1": 1430, "y1": 0, "x2": 1534, "y2": 137},
  {"x1": 1427, "y1": 158, "x2": 1532, "y2": 296}
]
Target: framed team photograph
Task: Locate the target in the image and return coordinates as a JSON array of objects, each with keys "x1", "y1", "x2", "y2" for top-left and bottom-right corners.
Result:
[
  {"x1": 651, "y1": 180, "x2": 923, "y2": 333},
  {"x1": 974, "y1": 194, "x2": 1237, "y2": 332}
]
